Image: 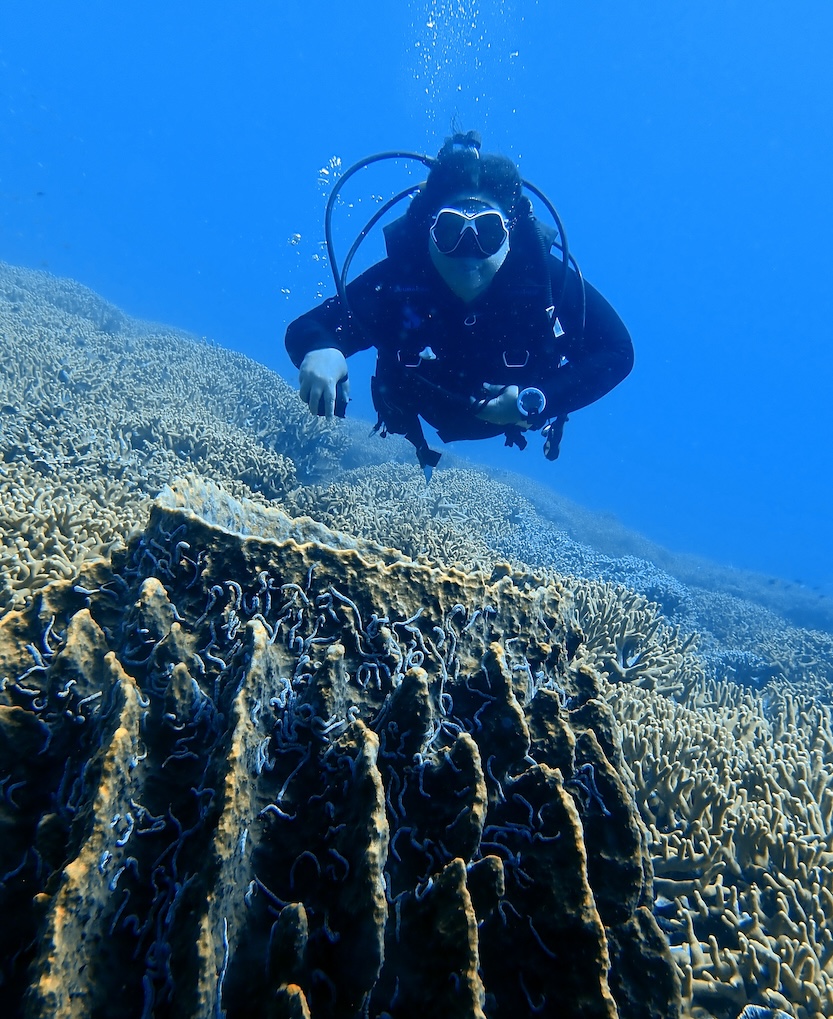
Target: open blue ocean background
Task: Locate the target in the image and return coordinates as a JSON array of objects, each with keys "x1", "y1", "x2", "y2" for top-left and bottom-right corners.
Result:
[{"x1": 2, "y1": 0, "x2": 831, "y2": 603}]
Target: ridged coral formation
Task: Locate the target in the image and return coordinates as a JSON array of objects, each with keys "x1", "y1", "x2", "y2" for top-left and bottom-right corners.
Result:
[
  {"x1": 1, "y1": 477, "x2": 677, "y2": 1018},
  {"x1": 2, "y1": 262, "x2": 833, "y2": 1019},
  {"x1": 284, "y1": 464, "x2": 833, "y2": 700}
]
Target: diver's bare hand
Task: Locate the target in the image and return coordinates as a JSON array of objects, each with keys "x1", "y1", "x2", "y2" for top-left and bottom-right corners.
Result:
[
  {"x1": 298, "y1": 348, "x2": 350, "y2": 418},
  {"x1": 474, "y1": 384, "x2": 530, "y2": 427}
]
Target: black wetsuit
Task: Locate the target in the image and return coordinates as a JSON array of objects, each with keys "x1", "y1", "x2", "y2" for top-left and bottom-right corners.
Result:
[{"x1": 285, "y1": 215, "x2": 633, "y2": 465}]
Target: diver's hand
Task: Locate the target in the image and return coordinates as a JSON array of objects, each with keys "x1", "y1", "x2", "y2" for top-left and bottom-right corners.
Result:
[
  {"x1": 298, "y1": 348, "x2": 350, "y2": 418},
  {"x1": 474, "y1": 384, "x2": 530, "y2": 427}
]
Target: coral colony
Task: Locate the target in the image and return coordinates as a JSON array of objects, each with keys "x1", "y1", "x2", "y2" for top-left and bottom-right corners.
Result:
[{"x1": 1, "y1": 261, "x2": 831, "y2": 1018}]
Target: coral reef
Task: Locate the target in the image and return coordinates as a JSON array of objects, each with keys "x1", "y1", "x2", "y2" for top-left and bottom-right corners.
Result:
[
  {"x1": 1, "y1": 477, "x2": 677, "y2": 1018},
  {"x1": 284, "y1": 464, "x2": 504, "y2": 571},
  {"x1": 288, "y1": 462, "x2": 833, "y2": 699},
  {"x1": 610, "y1": 676, "x2": 833, "y2": 1019},
  {"x1": 0, "y1": 260, "x2": 347, "y2": 609},
  {"x1": 490, "y1": 467, "x2": 833, "y2": 636},
  {"x1": 2, "y1": 261, "x2": 833, "y2": 1019},
  {"x1": 282, "y1": 453, "x2": 833, "y2": 1019}
]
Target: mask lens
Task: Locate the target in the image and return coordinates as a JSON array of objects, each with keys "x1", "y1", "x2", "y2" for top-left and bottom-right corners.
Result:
[
  {"x1": 431, "y1": 210, "x2": 469, "y2": 253},
  {"x1": 473, "y1": 210, "x2": 508, "y2": 255}
]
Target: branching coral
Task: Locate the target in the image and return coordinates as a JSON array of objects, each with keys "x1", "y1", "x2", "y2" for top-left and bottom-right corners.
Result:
[
  {"x1": 565, "y1": 581, "x2": 704, "y2": 699},
  {"x1": 608, "y1": 679, "x2": 833, "y2": 1019},
  {"x1": 284, "y1": 464, "x2": 508, "y2": 570},
  {"x1": 0, "y1": 260, "x2": 361, "y2": 613}
]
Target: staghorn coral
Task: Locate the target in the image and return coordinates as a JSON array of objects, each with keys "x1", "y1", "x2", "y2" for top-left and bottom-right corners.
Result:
[
  {"x1": 567, "y1": 580, "x2": 705, "y2": 699},
  {"x1": 490, "y1": 466, "x2": 833, "y2": 636},
  {"x1": 670, "y1": 590, "x2": 833, "y2": 698},
  {"x1": 0, "y1": 476, "x2": 677, "y2": 1018},
  {"x1": 284, "y1": 463, "x2": 503, "y2": 570},
  {"x1": 0, "y1": 260, "x2": 356, "y2": 613},
  {"x1": 606, "y1": 676, "x2": 833, "y2": 1019}
]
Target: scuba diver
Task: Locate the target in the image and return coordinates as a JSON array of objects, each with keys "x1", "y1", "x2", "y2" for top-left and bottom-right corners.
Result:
[{"x1": 285, "y1": 131, "x2": 633, "y2": 478}]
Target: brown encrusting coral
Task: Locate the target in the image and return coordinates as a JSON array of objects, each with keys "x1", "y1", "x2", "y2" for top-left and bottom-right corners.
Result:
[{"x1": 2, "y1": 478, "x2": 676, "y2": 1018}]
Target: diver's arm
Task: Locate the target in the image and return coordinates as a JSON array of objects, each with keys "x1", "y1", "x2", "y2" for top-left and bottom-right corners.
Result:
[
  {"x1": 285, "y1": 303, "x2": 357, "y2": 417},
  {"x1": 285, "y1": 297, "x2": 365, "y2": 367},
  {"x1": 284, "y1": 262, "x2": 390, "y2": 367},
  {"x1": 541, "y1": 272, "x2": 634, "y2": 414},
  {"x1": 474, "y1": 384, "x2": 530, "y2": 427}
]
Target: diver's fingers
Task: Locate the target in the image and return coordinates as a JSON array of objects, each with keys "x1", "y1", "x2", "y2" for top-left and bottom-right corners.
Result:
[
  {"x1": 299, "y1": 373, "x2": 332, "y2": 416},
  {"x1": 300, "y1": 375, "x2": 322, "y2": 414},
  {"x1": 334, "y1": 375, "x2": 351, "y2": 418},
  {"x1": 316, "y1": 377, "x2": 337, "y2": 418},
  {"x1": 298, "y1": 349, "x2": 349, "y2": 417}
]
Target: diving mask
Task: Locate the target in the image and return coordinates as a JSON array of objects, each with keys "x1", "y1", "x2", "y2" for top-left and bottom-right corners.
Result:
[{"x1": 430, "y1": 205, "x2": 509, "y2": 258}]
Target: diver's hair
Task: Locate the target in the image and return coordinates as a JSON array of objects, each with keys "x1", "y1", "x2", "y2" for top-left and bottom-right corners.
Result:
[{"x1": 407, "y1": 131, "x2": 527, "y2": 228}]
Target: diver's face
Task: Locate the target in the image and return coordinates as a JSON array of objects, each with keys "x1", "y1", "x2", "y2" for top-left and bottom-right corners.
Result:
[{"x1": 428, "y1": 196, "x2": 510, "y2": 302}]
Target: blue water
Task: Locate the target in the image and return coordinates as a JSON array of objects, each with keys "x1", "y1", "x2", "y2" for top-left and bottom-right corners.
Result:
[{"x1": 2, "y1": 0, "x2": 832, "y2": 595}]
